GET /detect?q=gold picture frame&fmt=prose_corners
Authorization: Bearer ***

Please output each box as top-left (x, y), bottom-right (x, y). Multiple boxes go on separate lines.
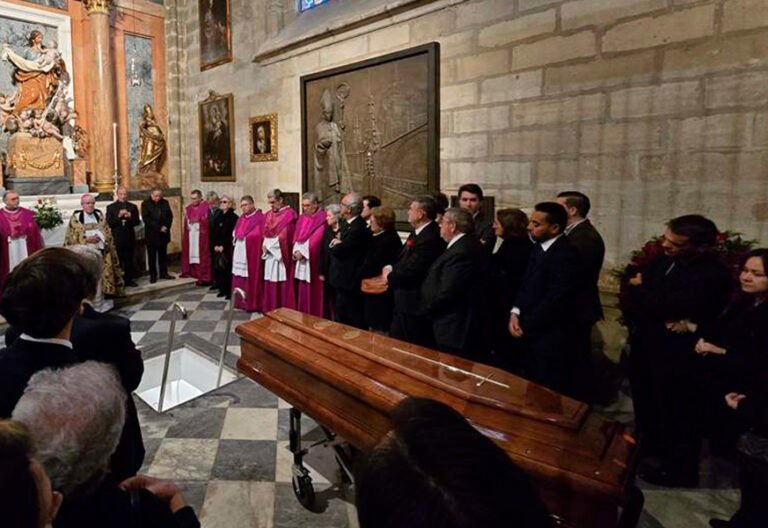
top-left (199, 0), bottom-right (233, 71)
top-left (199, 91), bottom-right (236, 182)
top-left (249, 114), bottom-right (278, 162)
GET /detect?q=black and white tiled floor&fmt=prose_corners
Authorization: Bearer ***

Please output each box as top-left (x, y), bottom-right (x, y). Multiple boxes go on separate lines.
top-left (115, 289), bottom-right (357, 527)
top-left (115, 286), bottom-right (741, 528)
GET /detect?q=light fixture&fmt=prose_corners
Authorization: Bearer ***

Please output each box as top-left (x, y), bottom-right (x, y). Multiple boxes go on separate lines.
top-left (129, 0), bottom-right (142, 87)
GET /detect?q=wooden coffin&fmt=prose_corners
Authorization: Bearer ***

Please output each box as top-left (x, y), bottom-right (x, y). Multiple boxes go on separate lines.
top-left (237, 309), bottom-right (640, 528)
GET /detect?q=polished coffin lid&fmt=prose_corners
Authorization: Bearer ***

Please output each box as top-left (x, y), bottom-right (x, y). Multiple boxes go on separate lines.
top-left (237, 309), bottom-right (637, 503)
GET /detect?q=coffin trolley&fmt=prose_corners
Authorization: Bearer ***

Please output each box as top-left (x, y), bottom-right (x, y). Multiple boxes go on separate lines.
top-left (236, 309), bottom-right (644, 528)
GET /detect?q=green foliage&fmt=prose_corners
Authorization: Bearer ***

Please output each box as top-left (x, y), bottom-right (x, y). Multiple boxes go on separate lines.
top-left (33, 198), bottom-right (64, 231)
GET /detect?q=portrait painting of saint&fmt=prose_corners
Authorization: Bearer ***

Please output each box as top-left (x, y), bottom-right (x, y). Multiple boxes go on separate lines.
top-left (199, 0), bottom-right (232, 71)
top-left (249, 114), bottom-right (277, 162)
top-left (300, 43), bottom-right (439, 227)
top-left (199, 92), bottom-right (235, 182)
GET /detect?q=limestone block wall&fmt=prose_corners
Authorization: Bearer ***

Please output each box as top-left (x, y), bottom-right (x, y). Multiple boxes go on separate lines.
top-left (165, 0), bottom-right (768, 270)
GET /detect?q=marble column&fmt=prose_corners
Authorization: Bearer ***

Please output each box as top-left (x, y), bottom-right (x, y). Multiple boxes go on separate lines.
top-left (84, 0), bottom-right (117, 193)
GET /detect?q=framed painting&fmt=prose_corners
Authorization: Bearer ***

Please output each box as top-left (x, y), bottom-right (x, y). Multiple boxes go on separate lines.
top-left (301, 42), bottom-right (440, 229)
top-left (199, 0), bottom-right (232, 71)
top-left (249, 114), bottom-right (277, 162)
top-left (199, 91), bottom-right (236, 182)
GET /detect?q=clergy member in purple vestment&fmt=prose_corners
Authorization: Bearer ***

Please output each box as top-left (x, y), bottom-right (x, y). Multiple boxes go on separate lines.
top-left (262, 189), bottom-right (298, 312)
top-left (0, 190), bottom-right (44, 291)
top-left (181, 189), bottom-right (213, 285)
top-left (293, 192), bottom-right (326, 317)
top-left (231, 195), bottom-right (265, 312)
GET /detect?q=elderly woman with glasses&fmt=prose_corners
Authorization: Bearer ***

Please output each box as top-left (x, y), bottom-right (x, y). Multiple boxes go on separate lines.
top-left (211, 195), bottom-right (239, 299)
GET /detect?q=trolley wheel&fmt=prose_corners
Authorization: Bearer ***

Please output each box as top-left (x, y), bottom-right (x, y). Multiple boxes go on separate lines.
top-left (292, 472), bottom-right (315, 510)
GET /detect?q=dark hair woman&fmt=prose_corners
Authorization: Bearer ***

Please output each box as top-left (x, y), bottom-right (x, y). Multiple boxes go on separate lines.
top-left (486, 208), bottom-right (532, 371)
top-left (704, 249), bottom-right (768, 528)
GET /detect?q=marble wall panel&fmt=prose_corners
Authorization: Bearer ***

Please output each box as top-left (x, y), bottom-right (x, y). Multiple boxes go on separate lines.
top-left (124, 33), bottom-right (155, 179)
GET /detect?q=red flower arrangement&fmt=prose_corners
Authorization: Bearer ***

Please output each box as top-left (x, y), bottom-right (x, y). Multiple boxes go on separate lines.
top-left (612, 231), bottom-right (757, 326)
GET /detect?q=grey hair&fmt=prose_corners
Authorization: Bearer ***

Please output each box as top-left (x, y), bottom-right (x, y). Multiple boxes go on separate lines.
top-left (344, 192), bottom-right (363, 216)
top-left (267, 188), bottom-right (284, 200)
top-left (206, 190), bottom-right (219, 200)
top-left (66, 244), bottom-right (103, 296)
top-left (325, 203), bottom-right (341, 222)
top-left (443, 207), bottom-right (475, 235)
top-left (220, 194), bottom-right (231, 203)
top-left (302, 192), bottom-right (319, 204)
top-left (3, 190), bottom-right (19, 201)
top-left (12, 362), bottom-right (126, 498)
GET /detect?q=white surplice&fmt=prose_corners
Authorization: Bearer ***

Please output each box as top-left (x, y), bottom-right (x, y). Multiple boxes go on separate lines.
top-left (232, 238), bottom-right (248, 278)
top-left (262, 236), bottom-right (286, 282)
top-left (292, 240), bottom-right (311, 283)
top-left (8, 235), bottom-right (27, 272)
top-left (188, 222), bottom-right (200, 264)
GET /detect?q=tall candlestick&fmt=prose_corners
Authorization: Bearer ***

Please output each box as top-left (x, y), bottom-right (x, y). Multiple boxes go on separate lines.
top-left (113, 122), bottom-right (118, 174)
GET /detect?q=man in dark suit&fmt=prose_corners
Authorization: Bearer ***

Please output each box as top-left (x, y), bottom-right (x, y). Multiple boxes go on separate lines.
top-left (329, 193), bottom-right (371, 329)
top-left (141, 188), bottom-right (174, 283)
top-left (384, 195), bottom-right (446, 347)
top-left (3, 245), bottom-right (146, 482)
top-left (509, 202), bottom-right (581, 395)
top-left (556, 191), bottom-right (605, 402)
top-left (421, 208), bottom-right (483, 358)
top-left (627, 215), bottom-right (732, 487)
top-left (458, 183), bottom-right (495, 255)
top-left (107, 186), bottom-right (141, 287)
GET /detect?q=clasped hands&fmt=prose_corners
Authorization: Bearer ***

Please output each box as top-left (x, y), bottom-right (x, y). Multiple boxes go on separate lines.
top-left (292, 250), bottom-right (307, 262)
top-left (725, 392), bottom-right (746, 410)
top-left (85, 235), bottom-right (101, 244)
top-left (119, 209), bottom-right (132, 219)
top-left (508, 313), bottom-right (523, 338)
top-left (214, 245), bottom-right (223, 253)
top-left (119, 474), bottom-right (187, 513)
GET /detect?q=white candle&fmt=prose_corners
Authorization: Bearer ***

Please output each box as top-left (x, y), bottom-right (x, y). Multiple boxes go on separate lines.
top-left (112, 122), bottom-right (118, 174)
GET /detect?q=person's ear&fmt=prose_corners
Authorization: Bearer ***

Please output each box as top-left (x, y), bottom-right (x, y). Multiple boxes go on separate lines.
top-left (78, 302), bottom-right (85, 316)
top-left (46, 491), bottom-right (63, 527)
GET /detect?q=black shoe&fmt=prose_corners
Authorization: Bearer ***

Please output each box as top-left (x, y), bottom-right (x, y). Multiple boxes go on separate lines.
top-left (159, 274), bottom-right (175, 280)
top-left (125, 281), bottom-right (139, 288)
top-left (208, 285), bottom-right (218, 291)
top-left (217, 292), bottom-right (226, 298)
top-left (150, 277), bottom-right (157, 284)
top-left (224, 295), bottom-right (231, 300)
top-left (709, 519), bottom-right (731, 528)
top-left (640, 467), bottom-right (698, 488)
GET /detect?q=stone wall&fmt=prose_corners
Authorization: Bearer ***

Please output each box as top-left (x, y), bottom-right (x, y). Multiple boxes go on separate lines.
top-left (165, 0), bottom-right (768, 271)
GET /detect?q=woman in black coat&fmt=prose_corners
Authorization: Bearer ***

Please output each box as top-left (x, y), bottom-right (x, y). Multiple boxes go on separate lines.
top-left (320, 204), bottom-right (342, 320)
top-left (358, 207), bottom-right (402, 333)
top-left (704, 249), bottom-right (768, 528)
top-left (211, 196), bottom-right (238, 299)
top-left (487, 208), bottom-right (532, 371)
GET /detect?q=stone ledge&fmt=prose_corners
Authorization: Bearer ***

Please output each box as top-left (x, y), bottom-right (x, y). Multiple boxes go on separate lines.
top-left (253, 0), bottom-right (468, 65)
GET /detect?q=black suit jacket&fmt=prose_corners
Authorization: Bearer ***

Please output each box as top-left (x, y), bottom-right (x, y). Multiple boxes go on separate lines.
top-left (388, 221), bottom-right (446, 316)
top-left (566, 220), bottom-right (605, 324)
top-left (141, 198), bottom-right (173, 247)
top-left (328, 216), bottom-right (371, 291)
top-left (0, 338), bottom-right (78, 417)
top-left (421, 234), bottom-right (483, 354)
top-left (629, 252), bottom-right (733, 361)
top-left (473, 210), bottom-right (496, 253)
top-left (514, 236), bottom-right (581, 338)
top-left (106, 201), bottom-right (140, 249)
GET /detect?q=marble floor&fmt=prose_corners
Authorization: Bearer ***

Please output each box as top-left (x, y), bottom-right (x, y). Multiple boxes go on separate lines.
top-left (113, 285), bottom-right (741, 528)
